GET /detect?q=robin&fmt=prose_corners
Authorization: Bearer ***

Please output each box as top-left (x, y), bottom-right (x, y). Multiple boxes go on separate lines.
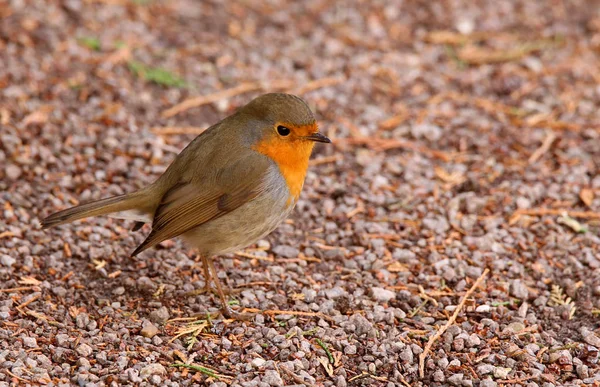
top-left (41, 93), bottom-right (331, 318)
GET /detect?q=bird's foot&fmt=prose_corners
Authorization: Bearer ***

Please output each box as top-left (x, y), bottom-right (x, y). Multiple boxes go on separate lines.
top-left (220, 305), bottom-right (255, 321)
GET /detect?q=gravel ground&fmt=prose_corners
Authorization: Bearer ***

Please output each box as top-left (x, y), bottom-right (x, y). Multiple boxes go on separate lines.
top-left (2, 1), bottom-right (600, 386)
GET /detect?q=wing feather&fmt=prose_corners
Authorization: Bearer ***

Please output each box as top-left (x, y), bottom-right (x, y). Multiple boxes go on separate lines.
top-left (131, 154), bottom-right (271, 256)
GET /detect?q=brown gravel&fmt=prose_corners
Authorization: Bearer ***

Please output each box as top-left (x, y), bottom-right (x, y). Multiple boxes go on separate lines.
top-left (2, 1), bottom-right (600, 386)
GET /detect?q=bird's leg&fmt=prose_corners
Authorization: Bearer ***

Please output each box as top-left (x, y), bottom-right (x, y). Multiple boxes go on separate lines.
top-left (207, 256), bottom-right (253, 321)
top-left (201, 255), bottom-right (211, 293)
top-left (184, 254), bottom-right (213, 296)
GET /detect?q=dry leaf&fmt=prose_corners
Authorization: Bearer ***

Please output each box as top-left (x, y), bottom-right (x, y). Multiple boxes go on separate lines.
top-left (68, 306), bottom-right (81, 318)
top-left (434, 166), bottom-right (466, 185)
top-left (333, 351), bottom-right (343, 367)
top-left (290, 292), bottom-right (306, 301)
top-left (557, 212), bottom-right (588, 233)
top-left (92, 259), bottom-right (107, 270)
top-left (318, 357), bottom-right (334, 377)
top-left (580, 188), bottom-right (594, 207)
top-left (22, 106), bottom-right (53, 126)
top-left (105, 46), bottom-right (131, 65)
top-left (387, 261), bottom-right (409, 273)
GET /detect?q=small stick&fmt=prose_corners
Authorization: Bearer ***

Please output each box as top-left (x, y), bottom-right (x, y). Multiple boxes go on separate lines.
top-left (162, 83), bottom-right (261, 118)
top-left (17, 294), bottom-right (41, 311)
top-left (151, 127), bottom-right (207, 135)
top-left (278, 363), bottom-right (315, 387)
top-left (234, 251), bottom-right (274, 262)
top-left (379, 108), bottom-right (409, 130)
top-left (162, 76), bottom-right (343, 119)
top-left (5, 370), bottom-right (33, 384)
top-left (294, 76), bottom-right (345, 94)
top-left (528, 131), bottom-right (557, 164)
top-left (510, 208), bottom-right (600, 225)
top-left (339, 137), bottom-right (454, 162)
top-left (418, 268), bottom-right (489, 378)
top-left (0, 286), bottom-right (36, 293)
top-left (309, 154), bottom-right (342, 166)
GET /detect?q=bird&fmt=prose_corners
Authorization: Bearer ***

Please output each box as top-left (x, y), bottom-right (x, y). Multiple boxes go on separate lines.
top-left (41, 93), bottom-right (331, 318)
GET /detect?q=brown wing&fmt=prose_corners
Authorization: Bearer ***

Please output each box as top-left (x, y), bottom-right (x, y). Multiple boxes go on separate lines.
top-left (131, 154), bottom-right (271, 256)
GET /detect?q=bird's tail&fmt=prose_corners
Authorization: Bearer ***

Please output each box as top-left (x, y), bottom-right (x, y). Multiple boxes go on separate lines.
top-left (41, 189), bottom-right (153, 229)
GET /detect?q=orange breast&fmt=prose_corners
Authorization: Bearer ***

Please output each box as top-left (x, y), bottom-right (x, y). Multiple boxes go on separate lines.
top-left (253, 138), bottom-right (314, 201)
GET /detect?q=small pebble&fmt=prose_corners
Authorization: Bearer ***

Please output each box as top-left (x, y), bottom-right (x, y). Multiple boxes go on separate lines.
top-left (493, 367), bottom-right (511, 379)
top-left (75, 344), bottom-right (93, 357)
top-left (447, 373), bottom-right (463, 386)
top-left (140, 320), bottom-right (159, 338)
top-left (370, 287), bottom-right (395, 302)
top-left (581, 327), bottom-right (600, 347)
top-left (510, 280), bottom-right (529, 299)
top-left (0, 255), bottom-right (16, 267)
top-left (476, 304), bottom-right (491, 313)
top-left (140, 363), bottom-right (166, 379)
top-left (433, 369), bottom-right (445, 382)
top-left (262, 369), bottom-right (284, 387)
top-left (22, 337), bottom-right (37, 348)
top-left (149, 307), bottom-right (170, 324)
top-left (272, 245), bottom-right (299, 258)
top-left (5, 164), bottom-right (22, 180)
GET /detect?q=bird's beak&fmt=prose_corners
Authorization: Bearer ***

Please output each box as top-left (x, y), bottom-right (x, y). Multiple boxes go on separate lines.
top-left (304, 132), bottom-right (332, 143)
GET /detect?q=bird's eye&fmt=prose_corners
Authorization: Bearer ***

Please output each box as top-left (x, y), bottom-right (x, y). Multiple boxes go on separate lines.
top-left (277, 125), bottom-right (291, 136)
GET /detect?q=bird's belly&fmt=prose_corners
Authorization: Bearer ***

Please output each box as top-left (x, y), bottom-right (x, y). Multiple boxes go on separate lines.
top-left (182, 173), bottom-right (295, 256)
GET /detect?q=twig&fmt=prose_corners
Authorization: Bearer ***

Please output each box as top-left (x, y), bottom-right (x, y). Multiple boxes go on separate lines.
top-left (528, 131), bottom-right (557, 164)
top-left (162, 76), bottom-right (342, 119)
top-left (418, 268), bottom-right (489, 378)
top-left (151, 126), bottom-right (207, 135)
top-left (234, 251), bottom-right (274, 262)
top-left (339, 137), bottom-right (454, 162)
top-left (457, 41), bottom-right (552, 65)
top-left (162, 83), bottom-right (262, 118)
top-left (510, 208), bottom-right (600, 225)
top-left (379, 108), bottom-right (409, 130)
top-left (346, 204), bottom-right (365, 218)
top-left (0, 286), bottom-right (37, 293)
top-left (419, 285), bottom-right (439, 307)
top-left (348, 372), bottom-right (388, 382)
top-left (4, 370), bottom-right (34, 384)
top-left (17, 294), bottom-right (41, 311)
top-left (278, 363), bottom-right (315, 387)
top-left (294, 76), bottom-right (345, 94)
top-left (309, 154), bottom-right (342, 166)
